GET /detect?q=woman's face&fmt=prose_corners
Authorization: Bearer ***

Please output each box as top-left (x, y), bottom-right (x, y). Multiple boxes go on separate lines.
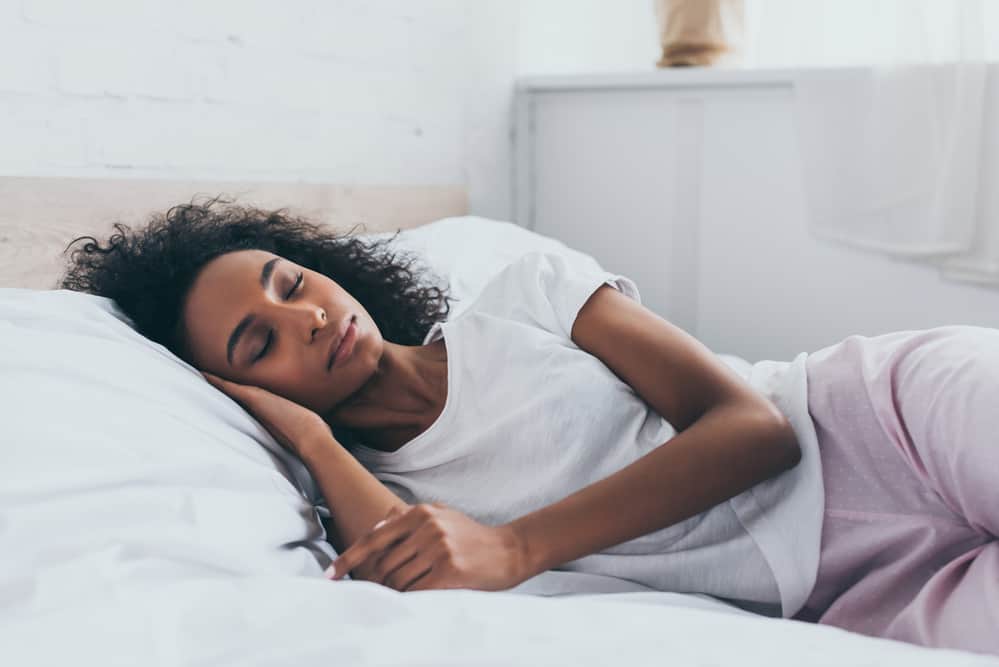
top-left (181, 249), bottom-right (382, 414)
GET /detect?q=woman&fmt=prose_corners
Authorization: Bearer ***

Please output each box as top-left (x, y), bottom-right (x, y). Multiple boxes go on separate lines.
top-left (60, 199), bottom-right (998, 656)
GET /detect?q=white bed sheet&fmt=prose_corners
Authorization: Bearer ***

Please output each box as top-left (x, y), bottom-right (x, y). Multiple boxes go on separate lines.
top-left (3, 578), bottom-right (995, 666)
top-left (2, 216), bottom-right (995, 665)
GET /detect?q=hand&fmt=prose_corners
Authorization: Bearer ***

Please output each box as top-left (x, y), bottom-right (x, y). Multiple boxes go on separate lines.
top-left (201, 372), bottom-right (331, 457)
top-left (327, 503), bottom-right (528, 592)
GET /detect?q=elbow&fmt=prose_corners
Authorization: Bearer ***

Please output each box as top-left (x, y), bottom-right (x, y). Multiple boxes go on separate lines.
top-left (770, 413), bottom-right (801, 471)
top-left (745, 401), bottom-right (800, 472)
top-left (723, 399), bottom-right (803, 475)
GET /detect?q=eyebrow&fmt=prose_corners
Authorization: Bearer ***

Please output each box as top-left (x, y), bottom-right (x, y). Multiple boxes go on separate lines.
top-left (226, 257), bottom-right (281, 366)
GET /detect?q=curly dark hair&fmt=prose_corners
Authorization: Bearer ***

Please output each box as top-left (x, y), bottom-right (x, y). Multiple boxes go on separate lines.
top-left (58, 195), bottom-right (454, 364)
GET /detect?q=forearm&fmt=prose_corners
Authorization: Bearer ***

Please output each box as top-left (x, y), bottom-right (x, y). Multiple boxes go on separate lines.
top-left (300, 431), bottom-right (409, 551)
top-left (507, 402), bottom-right (800, 581)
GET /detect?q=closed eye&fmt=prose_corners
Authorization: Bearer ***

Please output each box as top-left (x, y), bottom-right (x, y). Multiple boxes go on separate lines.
top-left (254, 272), bottom-right (303, 363)
top-left (254, 330), bottom-right (273, 362)
top-left (286, 272), bottom-right (303, 299)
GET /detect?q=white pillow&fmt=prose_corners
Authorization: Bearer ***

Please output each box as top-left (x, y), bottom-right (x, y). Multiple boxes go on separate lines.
top-left (377, 215), bottom-right (607, 319)
top-left (0, 287), bottom-right (335, 607)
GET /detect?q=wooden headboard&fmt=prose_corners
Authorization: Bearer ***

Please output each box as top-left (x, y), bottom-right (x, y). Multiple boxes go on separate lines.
top-left (0, 176), bottom-right (467, 289)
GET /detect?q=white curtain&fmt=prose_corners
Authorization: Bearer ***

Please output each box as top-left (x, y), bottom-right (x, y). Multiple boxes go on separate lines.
top-left (742, 0), bottom-right (999, 286)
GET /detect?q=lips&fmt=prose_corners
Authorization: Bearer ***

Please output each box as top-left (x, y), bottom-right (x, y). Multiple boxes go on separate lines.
top-left (327, 314), bottom-right (355, 370)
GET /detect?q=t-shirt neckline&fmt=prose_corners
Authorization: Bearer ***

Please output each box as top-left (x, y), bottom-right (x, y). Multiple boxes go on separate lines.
top-left (352, 320), bottom-right (454, 462)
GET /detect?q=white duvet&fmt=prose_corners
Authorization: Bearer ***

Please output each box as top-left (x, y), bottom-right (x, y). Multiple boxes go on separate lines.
top-left (1, 217), bottom-right (995, 665)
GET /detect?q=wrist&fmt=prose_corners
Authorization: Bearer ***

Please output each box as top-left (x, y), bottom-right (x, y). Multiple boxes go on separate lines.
top-left (504, 520), bottom-right (544, 585)
top-left (298, 427), bottom-right (344, 462)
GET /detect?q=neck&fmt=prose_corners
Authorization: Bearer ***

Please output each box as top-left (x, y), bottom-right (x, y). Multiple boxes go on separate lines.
top-left (323, 339), bottom-right (447, 451)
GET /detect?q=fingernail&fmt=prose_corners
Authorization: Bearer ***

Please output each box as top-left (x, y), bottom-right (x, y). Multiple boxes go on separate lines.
top-left (324, 563), bottom-right (337, 579)
top-left (373, 520), bottom-right (387, 530)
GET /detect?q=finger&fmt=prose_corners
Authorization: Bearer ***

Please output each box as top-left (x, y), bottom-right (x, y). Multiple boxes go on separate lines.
top-left (356, 535), bottom-right (407, 580)
top-left (387, 536), bottom-right (449, 591)
top-left (202, 372), bottom-right (236, 392)
top-left (372, 549), bottom-right (418, 587)
top-left (348, 523), bottom-right (418, 582)
top-left (403, 573), bottom-right (436, 592)
top-left (329, 509), bottom-right (423, 579)
top-left (372, 522), bottom-right (441, 585)
top-left (403, 557), bottom-right (446, 591)
top-left (329, 536), bottom-right (399, 581)
top-left (387, 550), bottom-right (439, 592)
top-left (384, 505), bottom-right (405, 521)
top-left (350, 548), bottom-right (395, 582)
top-left (203, 374), bottom-right (258, 404)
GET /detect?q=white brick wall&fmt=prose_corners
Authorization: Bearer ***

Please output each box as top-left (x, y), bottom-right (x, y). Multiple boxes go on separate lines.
top-left (0, 0), bottom-right (516, 218)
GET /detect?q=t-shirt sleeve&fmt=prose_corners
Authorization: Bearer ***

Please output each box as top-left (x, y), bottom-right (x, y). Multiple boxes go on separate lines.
top-left (471, 251), bottom-right (642, 340)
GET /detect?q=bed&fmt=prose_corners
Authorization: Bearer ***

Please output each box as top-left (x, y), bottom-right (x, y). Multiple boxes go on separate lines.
top-left (1, 176), bottom-right (995, 666)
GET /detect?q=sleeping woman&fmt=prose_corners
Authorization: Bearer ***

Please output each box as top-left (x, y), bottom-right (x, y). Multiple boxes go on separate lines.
top-left (60, 199), bottom-right (998, 656)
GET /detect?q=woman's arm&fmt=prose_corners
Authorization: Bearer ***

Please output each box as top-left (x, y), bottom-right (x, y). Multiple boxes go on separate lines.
top-left (200, 372), bottom-right (408, 557)
top-left (328, 286), bottom-right (800, 591)
top-left (508, 400), bottom-right (798, 580)
top-left (299, 432), bottom-right (409, 553)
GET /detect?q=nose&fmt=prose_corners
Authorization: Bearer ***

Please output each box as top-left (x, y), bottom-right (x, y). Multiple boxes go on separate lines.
top-left (309, 306), bottom-right (327, 342)
top-left (291, 302), bottom-right (327, 343)
top-left (266, 300), bottom-right (328, 345)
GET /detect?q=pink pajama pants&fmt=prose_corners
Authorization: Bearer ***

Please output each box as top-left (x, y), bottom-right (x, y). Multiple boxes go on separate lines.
top-left (792, 326), bottom-right (999, 656)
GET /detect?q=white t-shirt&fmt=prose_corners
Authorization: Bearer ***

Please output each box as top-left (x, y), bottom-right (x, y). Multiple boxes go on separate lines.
top-left (350, 252), bottom-right (824, 618)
